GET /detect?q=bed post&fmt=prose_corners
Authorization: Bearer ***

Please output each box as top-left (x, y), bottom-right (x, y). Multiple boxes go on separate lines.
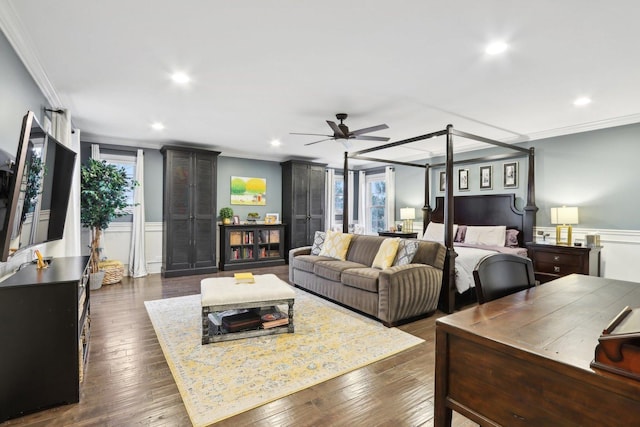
top-left (343, 151), bottom-right (349, 233)
top-left (523, 147), bottom-right (537, 243)
top-left (440, 125), bottom-right (457, 314)
top-left (423, 163), bottom-right (431, 233)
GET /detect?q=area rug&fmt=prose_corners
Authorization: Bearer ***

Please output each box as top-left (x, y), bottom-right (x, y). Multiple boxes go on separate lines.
top-left (144, 289), bottom-right (423, 427)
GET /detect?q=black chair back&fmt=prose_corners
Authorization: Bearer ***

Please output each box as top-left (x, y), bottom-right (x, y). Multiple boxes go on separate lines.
top-left (472, 253), bottom-right (536, 304)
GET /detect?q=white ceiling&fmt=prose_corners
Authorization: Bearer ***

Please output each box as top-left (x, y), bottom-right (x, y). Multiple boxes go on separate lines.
top-left (2, 1), bottom-right (639, 167)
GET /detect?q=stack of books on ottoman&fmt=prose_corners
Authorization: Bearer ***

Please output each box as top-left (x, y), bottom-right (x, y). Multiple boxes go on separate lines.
top-left (208, 307), bottom-right (288, 335)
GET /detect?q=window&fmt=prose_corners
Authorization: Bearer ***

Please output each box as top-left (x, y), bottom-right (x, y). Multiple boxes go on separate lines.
top-left (99, 152), bottom-right (136, 218)
top-left (365, 172), bottom-right (386, 233)
top-left (333, 174), bottom-right (344, 224)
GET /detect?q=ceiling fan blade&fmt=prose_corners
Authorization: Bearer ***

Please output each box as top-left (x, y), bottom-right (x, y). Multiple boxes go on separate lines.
top-left (350, 124), bottom-right (389, 136)
top-left (326, 120), bottom-right (346, 138)
top-left (352, 135), bottom-right (391, 142)
top-left (290, 132), bottom-right (333, 137)
top-left (304, 137), bottom-right (335, 146)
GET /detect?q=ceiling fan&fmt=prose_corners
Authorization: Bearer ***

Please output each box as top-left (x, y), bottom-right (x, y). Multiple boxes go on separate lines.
top-left (291, 113), bottom-right (389, 146)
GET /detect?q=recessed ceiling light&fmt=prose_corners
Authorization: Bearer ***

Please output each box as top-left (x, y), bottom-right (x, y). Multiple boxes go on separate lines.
top-left (171, 72), bottom-right (190, 84)
top-left (151, 122), bottom-right (165, 131)
top-left (573, 97), bottom-right (592, 107)
top-left (485, 41), bottom-right (508, 55)
top-left (270, 139), bottom-right (281, 147)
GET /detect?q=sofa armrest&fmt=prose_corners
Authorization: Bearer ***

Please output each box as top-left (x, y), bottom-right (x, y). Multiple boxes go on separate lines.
top-left (289, 246), bottom-right (312, 282)
top-left (377, 264), bottom-right (443, 325)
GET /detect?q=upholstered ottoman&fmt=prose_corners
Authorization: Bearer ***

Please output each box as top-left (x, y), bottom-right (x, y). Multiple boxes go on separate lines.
top-left (201, 273), bottom-right (295, 344)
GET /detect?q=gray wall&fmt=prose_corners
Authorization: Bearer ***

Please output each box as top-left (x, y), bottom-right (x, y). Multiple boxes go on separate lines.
top-left (0, 30), bottom-right (48, 155)
top-left (393, 122), bottom-right (640, 230)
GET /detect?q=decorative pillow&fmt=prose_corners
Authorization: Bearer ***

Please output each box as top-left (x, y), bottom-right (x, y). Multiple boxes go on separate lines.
top-left (464, 225), bottom-right (507, 247)
top-left (455, 225), bottom-right (467, 242)
top-left (372, 238), bottom-right (400, 269)
top-left (393, 239), bottom-right (420, 266)
top-left (318, 230), bottom-right (353, 260)
top-left (422, 222), bottom-right (459, 242)
top-left (505, 229), bottom-right (520, 247)
top-left (310, 231), bottom-right (326, 255)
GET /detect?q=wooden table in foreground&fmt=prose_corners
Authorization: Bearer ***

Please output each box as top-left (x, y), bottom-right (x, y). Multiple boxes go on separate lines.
top-left (435, 274), bottom-right (640, 426)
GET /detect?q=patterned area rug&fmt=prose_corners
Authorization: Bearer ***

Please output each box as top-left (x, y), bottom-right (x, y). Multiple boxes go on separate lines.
top-left (144, 288), bottom-right (423, 427)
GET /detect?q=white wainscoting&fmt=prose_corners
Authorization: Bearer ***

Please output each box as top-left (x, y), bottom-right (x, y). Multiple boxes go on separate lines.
top-left (81, 222), bottom-right (164, 275)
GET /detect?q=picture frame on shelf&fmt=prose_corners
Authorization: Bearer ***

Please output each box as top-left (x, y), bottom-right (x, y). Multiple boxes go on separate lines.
top-left (480, 165), bottom-right (493, 190)
top-left (458, 168), bottom-right (469, 191)
top-left (503, 161), bottom-right (518, 188)
top-left (265, 213), bottom-right (279, 224)
top-left (232, 215), bottom-right (240, 225)
top-left (439, 171), bottom-right (446, 192)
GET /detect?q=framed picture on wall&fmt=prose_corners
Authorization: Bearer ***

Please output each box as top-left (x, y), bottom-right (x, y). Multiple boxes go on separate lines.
top-left (439, 171), bottom-right (446, 192)
top-left (458, 169), bottom-right (469, 191)
top-left (480, 166), bottom-right (493, 190)
top-left (503, 162), bottom-right (518, 188)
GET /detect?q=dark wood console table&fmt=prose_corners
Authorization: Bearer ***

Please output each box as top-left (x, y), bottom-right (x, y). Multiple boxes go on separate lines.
top-left (0, 256), bottom-right (90, 422)
top-left (435, 274), bottom-right (640, 426)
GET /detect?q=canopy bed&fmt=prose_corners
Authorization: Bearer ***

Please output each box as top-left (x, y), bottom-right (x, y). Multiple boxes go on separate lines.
top-left (342, 125), bottom-right (537, 313)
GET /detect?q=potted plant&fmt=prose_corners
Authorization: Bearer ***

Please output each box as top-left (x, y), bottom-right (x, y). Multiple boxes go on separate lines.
top-left (81, 159), bottom-right (136, 289)
top-left (247, 212), bottom-right (260, 223)
top-left (219, 207), bottom-right (234, 224)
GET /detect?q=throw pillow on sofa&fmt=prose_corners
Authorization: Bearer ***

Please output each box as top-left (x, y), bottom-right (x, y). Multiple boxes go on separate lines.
top-left (319, 230), bottom-right (353, 261)
top-left (372, 238), bottom-right (400, 269)
top-left (310, 231), bottom-right (326, 255)
top-left (393, 239), bottom-right (420, 266)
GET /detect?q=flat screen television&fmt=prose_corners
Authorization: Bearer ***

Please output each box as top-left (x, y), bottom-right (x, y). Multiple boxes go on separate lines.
top-left (0, 111), bottom-right (77, 262)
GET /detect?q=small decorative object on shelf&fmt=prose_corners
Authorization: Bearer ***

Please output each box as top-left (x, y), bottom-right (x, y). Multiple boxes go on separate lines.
top-left (219, 207), bottom-right (234, 225)
top-left (247, 212), bottom-right (260, 223)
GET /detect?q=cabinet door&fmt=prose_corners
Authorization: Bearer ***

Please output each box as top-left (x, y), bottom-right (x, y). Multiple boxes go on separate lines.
top-left (193, 153), bottom-right (216, 268)
top-left (307, 165), bottom-right (325, 243)
top-left (165, 150), bottom-right (192, 271)
top-left (291, 164), bottom-right (311, 248)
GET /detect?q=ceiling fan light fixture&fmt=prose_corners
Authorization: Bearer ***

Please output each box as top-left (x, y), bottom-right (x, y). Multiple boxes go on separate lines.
top-left (171, 72), bottom-right (190, 84)
top-left (151, 122), bottom-right (165, 131)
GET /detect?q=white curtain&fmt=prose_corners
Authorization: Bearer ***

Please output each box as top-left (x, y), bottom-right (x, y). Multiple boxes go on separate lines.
top-left (358, 171), bottom-right (367, 233)
top-left (325, 169), bottom-right (335, 230)
top-left (385, 166), bottom-right (395, 230)
top-left (52, 109), bottom-right (81, 256)
top-left (129, 149), bottom-right (147, 277)
top-left (91, 143), bottom-right (100, 160)
top-left (348, 170), bottom-right (355, 225)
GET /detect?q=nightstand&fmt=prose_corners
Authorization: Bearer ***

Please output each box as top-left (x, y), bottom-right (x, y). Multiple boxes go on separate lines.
top-left (378, 231), bottom-right (418, 239)
top-left (525, 242), bottom-right (602, 284)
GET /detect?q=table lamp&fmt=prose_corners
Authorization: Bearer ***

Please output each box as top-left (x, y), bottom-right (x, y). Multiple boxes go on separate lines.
top-left (550, 206), bottom-right (579, 245)
top-left (400, 207), bottom-right (415, 234)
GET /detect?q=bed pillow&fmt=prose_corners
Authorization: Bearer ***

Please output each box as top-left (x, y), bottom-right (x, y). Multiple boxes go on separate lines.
top-left (505, 229), bottom-right (520, 247)
top-left (393, 239), bottom-right (420, 266)
top-left (455, 225), bottom-right (467, 242)
top-left (464, 225), bottom-right (507, 247)
top-left (310, 231), bottom-right (326, 255)
top-left (372, 238), bottom-right (400, 269)
top-left (318, 230), bottom-right (353, 260)
top-left (422, 222), bottom-right (459, 242)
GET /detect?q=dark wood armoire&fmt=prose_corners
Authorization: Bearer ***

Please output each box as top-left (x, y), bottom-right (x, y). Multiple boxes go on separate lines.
top-left (161, 146), bottom-right (220, 277)
top-left (281, 160), bottom-right (326, 255)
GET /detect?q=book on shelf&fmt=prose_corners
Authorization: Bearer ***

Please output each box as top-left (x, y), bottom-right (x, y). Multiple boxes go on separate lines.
top-left (262, 317), bottom-right (289, 329)
top-left (234, 272), bottom-right (255, 283)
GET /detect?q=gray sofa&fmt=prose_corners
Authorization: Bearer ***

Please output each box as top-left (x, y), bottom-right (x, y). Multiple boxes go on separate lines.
top-left (289, 234), bottom-right (446, 326)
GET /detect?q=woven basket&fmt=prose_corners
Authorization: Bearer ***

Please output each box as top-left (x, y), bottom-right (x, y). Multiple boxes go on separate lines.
top-left (98, 260), bottom-right (124, 285)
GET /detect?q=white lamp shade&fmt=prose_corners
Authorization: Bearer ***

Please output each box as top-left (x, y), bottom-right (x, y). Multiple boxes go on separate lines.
top-left (550, 206), bottom-right (579, 225)
top-left (400, 207), bottom-right (415, 220)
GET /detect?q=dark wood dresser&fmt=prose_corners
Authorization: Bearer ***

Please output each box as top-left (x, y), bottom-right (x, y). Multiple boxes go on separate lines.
top-left (526, 242), bottom-right (601, 283)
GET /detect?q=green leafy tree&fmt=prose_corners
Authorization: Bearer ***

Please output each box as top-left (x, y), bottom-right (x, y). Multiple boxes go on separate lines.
top-left (81, 159), bottom-right (137, 273)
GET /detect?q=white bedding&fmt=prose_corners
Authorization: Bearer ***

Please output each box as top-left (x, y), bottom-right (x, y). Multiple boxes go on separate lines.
top-left (452, 244), bottom-right (528, 294)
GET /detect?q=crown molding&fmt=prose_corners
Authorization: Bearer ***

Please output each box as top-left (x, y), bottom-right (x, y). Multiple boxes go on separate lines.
top-left (0, 1), bottom-right (62, 107)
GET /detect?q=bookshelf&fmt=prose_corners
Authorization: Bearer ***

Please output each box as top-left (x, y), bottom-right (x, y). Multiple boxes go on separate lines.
top-left (219, 224), bottom-right (286, 271)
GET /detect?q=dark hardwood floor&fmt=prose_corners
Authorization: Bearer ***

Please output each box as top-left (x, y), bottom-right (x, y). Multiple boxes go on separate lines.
top-left (2, 265), bottom-right (475, 427)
